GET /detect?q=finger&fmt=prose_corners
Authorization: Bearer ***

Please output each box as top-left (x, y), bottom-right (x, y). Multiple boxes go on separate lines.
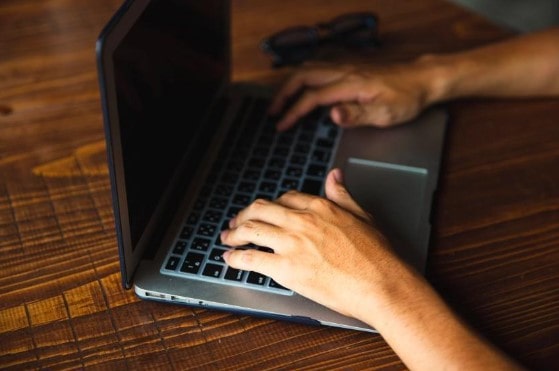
top-left (332, 101), bottom-right (411, 128)
top-left (268, 68), bottom-right (349, 115)
top-left (275, 190), bottom-right (319, 210)
top-left (324, 168), bottom-right (373, 222)
top-left (223, 248), bottom-right (284, 278)
top-left (220, 219), bottom-right (285, 251)
top-left (275, 79), bottom-right (364, 131)
top-left (229, 198), bottom-right (290, 230)
top-left (330, 103), bottom-right (369, 127)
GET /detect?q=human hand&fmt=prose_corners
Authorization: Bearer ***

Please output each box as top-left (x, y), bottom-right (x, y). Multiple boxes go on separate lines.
top-left (221, 170), bottom-right (522, 370)
top-left (268, 62), bottom-right (438, 131)
top-left (221, 168), bottom-right (404, 321)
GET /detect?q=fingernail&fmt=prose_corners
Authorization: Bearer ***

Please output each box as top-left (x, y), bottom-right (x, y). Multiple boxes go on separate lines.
top-left (222, 250), bottom-right (231, 261)
top-left (332, 168), bottom-right (343, 184)
top-left (331, 106), bottom-right (347, 125)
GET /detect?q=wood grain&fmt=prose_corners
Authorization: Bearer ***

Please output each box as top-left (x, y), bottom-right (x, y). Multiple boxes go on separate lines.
top-left (1, 0), bottom-right (558, 369)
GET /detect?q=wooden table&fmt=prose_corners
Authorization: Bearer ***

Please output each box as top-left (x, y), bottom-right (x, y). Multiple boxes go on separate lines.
top-left (1, 0), bottom-right (558, 369)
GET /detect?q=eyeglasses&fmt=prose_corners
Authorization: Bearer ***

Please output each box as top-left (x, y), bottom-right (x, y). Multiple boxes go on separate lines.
top-left (260, 12), bottom-right (380, 67)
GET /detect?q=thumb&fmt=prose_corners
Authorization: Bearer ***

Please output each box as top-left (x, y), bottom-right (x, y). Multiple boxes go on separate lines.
top-left (222, 248), bottom-right (282, 277)
top-left (324, 168), bottom-right (373, 223)
top-left (330, 103), bottom-right (365, 127)
top-left (331, 102), bottom-right (404, 128)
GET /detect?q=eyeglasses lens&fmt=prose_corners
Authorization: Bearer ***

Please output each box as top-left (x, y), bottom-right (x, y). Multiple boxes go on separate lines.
top-left (261, 26), bottom-right (319, 65)
top-left (327, 13), bottom-right (378, 46)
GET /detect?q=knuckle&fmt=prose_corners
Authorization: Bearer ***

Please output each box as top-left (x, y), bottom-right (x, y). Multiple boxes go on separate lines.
top-left (229, 249), bottom-right (257, 269)
top-left (308, 196), bottom-right (333, 212)
top-left (278, 189), bottom-right (298, 201)
top-left (371, 105), bottom-right (395, 127)
top-left (247, 198), bottom-right (268, 212)
top-left (236, 220), bottom-right (258, 235)
top-left (296, 210), bottom-right (319, 228)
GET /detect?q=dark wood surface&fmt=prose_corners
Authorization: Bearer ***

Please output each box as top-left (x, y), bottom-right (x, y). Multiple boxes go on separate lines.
top-left (1, 0), bottom-right (558, 369)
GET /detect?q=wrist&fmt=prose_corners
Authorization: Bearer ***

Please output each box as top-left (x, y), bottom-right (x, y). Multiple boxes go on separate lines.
top-left (412, 53), bottom-right (460, 105)
top-left (349, 258), bottom-right (428, 328)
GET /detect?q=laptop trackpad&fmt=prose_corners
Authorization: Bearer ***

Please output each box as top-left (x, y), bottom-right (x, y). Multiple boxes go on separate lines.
top-left (343, 158), bottom-right (430, 271)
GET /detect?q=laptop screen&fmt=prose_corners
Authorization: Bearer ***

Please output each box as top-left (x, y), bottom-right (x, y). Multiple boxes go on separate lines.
top-left (112, 0), bottom-right (228, 250)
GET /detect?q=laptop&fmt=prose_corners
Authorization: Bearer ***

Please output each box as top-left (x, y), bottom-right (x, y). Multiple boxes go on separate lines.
top-left (96, 0), bottom-right (447, 332)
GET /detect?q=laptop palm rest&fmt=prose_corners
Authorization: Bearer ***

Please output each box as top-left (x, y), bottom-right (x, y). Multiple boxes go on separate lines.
top-left (344, 158), bottom-right (431, 273)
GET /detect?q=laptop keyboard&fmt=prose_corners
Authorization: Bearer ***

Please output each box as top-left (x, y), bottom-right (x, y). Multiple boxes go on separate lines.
top-left (161, 96), bottom-right (341, 295)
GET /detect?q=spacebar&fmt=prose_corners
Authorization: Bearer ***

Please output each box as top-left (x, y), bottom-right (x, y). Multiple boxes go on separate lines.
top-left (301, 179), bottom-right (322, 195)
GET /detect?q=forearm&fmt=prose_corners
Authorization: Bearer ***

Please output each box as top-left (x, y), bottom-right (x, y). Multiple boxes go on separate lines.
top-left (356, 264), bottom-right (522, 370)
top-left (417, 27), bottom-right (559, 105)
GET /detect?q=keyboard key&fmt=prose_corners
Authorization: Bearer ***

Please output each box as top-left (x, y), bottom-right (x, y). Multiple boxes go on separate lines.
top-left (301, 119), bottom-right (318, 132)
top-left (297, 132), bottom-right (313, 144)
top-left (203, 263), bottom-right (224, 278)
top-left (247, 272), bottom-right (267, 286)
top-left (328, 126), bottom-right (339, 139)
top-left (307, 164), bottom-right (326, 177)
top-left (243, 169), bottom-right (261, 180)
top-left (290, 154), bottom-right (306, 165)
top-left (278, 132), bottom-right (294, 145)
top-left (191, 237), bottom-right (211, 251)
top-left (204, 210), bottom-right (223, 223)
top-left (233, 193), bottom-right (251, 206)
top-left (286, 166), bottom-right (303, 177)
top-left (180, 226), bottom-right (194, 239)
top-left (192, 199), bottom-right (206, 211)
top-left (232, 148), bottom-right (249, 160)
top-left (268, 157), bottom-right (285, 168)
top-left (259, 133), bottom-right (274, 146)
top-left (198, 223), bottom-right (217, 237)
top-left (209, 248), bottom-right (227, 263)
top-left (186, 212), bottom-right (200, 225)
top-left (209, 197), bottom-right (228, 209)
top-left (294, 143), bottom-right (309, 153)
top-left (165, 256), bottom-right (180, 271)
top-left (264, 169), bottom-right (281, 180)
top-left (252, 146), bottom-right (268, 157)
top-left (214, 184), bottom-right (234, 196)
top-left (180, 252), bottom-right (204, 274)
top-left (259, 181), bottom-right (277, 193)
top-left (302, 179), bottom-right (322, 195)
top-left (226, 160), bottom-right (244, 172)
top-left (312, 149), bottom-right (330, 163)
top-left (316, 138), bottom-right (334, 148)
top-left (248, 157), bottom-right (265, 168)
top-left (281, 178), bottom-right (299, 190)
top-left (254, 193), bottom-right (272, 201)
top-left (227, 206), bottom-right (242, 218)
top-left (198, 185), bottom-right (213, 198)
top-left (224, 267), bottom-right (245, 281)
top-left (238, 181), bottom-right (256, 193)
top-left (269, 279), bottom-right (289, 291)
top-left (273, 146), bottom-right (290, 156)
top-left (173, 240), bottom-right (187, 255)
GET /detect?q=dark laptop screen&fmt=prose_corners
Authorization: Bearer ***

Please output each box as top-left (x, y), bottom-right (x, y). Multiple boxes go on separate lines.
top-left (113, 0), bottom-right (228, 250)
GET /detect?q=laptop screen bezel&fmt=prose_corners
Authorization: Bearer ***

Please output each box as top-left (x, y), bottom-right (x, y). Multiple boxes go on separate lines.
top-left (96, 0), bottom-right (232, 288)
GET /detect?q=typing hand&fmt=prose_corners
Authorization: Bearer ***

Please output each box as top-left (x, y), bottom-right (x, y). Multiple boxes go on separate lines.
top-left (268, 63), bottom-right (436, 132)
top-left (221, 168), bottom-right (401, 321)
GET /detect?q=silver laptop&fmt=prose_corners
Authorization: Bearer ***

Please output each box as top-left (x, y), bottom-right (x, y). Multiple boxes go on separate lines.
top-left (96, 0), bottom-right (447, 332)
